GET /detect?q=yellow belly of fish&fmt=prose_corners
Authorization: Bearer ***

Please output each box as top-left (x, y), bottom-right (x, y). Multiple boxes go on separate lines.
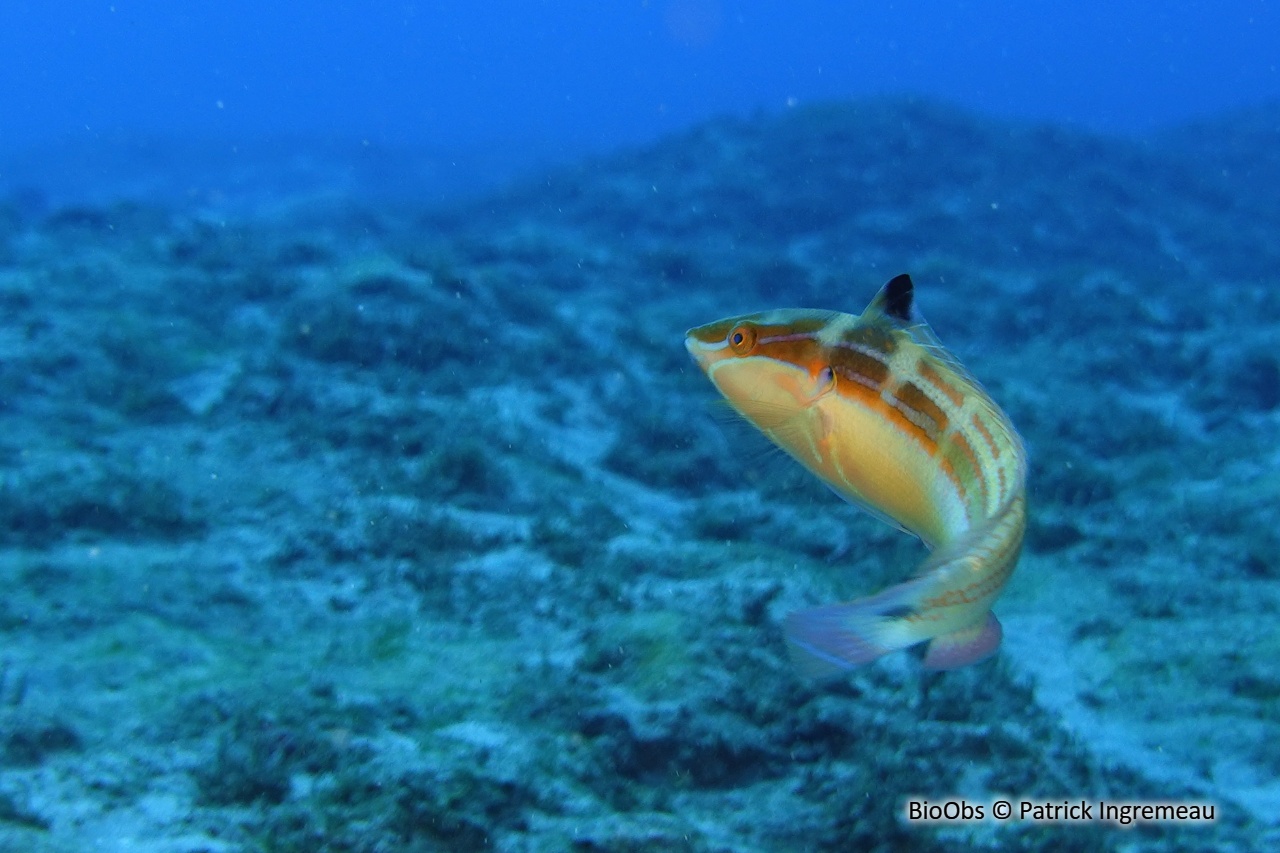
top-left (784, 393), bottom-right (966, 547)
top-left (707, 353), bottom-right (968, 546)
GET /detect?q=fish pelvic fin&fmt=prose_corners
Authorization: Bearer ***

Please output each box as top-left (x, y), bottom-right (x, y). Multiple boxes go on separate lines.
top-left (783, 579), bottom-right (931, 679)
top-left (922, 612), bottom-right (1002, 670)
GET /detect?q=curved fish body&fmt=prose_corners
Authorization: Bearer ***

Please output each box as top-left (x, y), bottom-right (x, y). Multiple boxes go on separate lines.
top-left (685, 274), bottom-right (1026, 674)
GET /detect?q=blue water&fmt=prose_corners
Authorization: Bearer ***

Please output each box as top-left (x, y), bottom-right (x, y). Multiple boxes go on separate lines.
top-left (2, 1), bottom-right (1277, 164)
top-left (0, 4), bottom-right (1277, 851)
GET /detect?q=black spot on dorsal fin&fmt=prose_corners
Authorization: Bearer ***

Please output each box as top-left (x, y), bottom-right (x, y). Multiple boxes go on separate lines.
top-left (883, 274), bottom-right (914, 323)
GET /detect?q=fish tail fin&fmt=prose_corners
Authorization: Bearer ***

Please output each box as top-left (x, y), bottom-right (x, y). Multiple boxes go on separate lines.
top-left (922, 612), bottom-right (1002, 670)
top-left (783, 581), bottom-right (927, 679)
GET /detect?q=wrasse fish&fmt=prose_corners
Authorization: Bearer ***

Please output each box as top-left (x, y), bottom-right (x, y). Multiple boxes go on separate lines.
top-left (685, 274), bottom-right (1026, 674)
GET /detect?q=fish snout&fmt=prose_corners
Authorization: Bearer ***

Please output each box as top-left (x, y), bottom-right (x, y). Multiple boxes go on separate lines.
top-left (684, 330), bottom-right (718, 372)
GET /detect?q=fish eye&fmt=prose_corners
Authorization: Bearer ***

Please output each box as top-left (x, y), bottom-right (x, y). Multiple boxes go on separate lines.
top-left (727, 324), bottom-right (757, 354)
top-left (817, 366), bottom-right (835, 388)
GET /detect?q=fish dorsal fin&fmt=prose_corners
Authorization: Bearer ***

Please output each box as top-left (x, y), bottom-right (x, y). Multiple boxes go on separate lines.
top-left (864, 273), bottom-right (988, 393)
top-left (866, 273), bottom-right (915, 325)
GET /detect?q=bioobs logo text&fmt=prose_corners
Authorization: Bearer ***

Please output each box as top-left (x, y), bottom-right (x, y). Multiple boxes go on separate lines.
top-left (905, 800), bottom-right (985, 822)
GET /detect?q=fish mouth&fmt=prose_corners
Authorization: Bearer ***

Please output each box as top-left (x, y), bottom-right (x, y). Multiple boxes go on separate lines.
top-left (684, 329), bottom-right (727, 371)
top-left (684, 331), bottom-right (711, 370)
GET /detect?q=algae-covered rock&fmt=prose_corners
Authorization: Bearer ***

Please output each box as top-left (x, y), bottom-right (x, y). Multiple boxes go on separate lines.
top-left (2, 99), bottom-right (1277, 851)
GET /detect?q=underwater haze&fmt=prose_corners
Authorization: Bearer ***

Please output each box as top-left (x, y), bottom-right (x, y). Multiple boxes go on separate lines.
top-left (2, 1), bottom-right (1279, 200)
top-left (0, 2), bottom-right (1278, 851)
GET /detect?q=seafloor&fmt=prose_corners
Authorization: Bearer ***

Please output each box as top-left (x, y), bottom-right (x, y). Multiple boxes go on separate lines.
top-left (0, 98), bottom-right (1276, 852)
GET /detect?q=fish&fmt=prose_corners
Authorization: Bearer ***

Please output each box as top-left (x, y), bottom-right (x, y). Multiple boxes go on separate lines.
top-left (684, 273), bottom-right (1027, 674)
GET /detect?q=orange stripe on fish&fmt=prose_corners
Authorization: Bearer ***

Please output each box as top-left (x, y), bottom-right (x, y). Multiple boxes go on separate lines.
top-left (685, 273), bottom-right (1027, 673)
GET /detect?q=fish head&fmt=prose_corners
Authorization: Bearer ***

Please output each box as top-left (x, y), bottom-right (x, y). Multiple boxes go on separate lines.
top-left (685, 309), bottom-right (839, 423)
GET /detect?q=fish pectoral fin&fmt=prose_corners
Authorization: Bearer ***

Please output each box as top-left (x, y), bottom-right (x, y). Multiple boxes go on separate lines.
top-left (921, 612), bottom-right (1002, 670)
top-left (732, 399), bottom-right (828, 459)
top-left (731, 397), bottom-right (807, 433)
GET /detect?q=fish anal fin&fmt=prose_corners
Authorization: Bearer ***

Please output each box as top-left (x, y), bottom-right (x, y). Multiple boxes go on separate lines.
top-left (922, 612), bottom-right (1002, 670)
